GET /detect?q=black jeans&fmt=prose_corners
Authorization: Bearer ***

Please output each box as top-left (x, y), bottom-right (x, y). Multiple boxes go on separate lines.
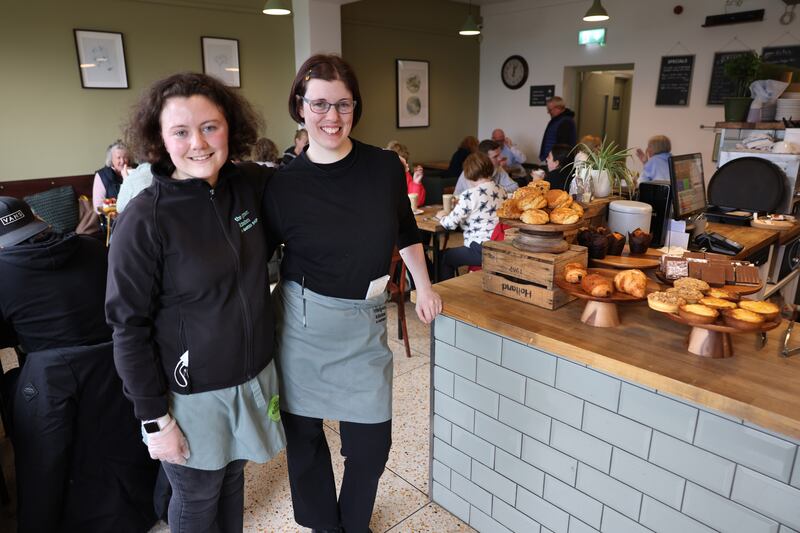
top-left (439, 241), bottom-right (483, 280)
top-left (282, 411), bottom-right (392, 533)
top-left (161, 459), bottom-right (247, 533)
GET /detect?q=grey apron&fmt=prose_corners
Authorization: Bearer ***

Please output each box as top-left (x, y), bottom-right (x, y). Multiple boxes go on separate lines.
top-left (274, 280), bottom-right (393, 424)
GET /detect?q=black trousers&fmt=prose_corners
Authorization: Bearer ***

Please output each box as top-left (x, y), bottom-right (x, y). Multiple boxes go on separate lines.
top-left (281, 411), bottom-right (392, 533)
top-left (439, 241), bottom-right (483, 280)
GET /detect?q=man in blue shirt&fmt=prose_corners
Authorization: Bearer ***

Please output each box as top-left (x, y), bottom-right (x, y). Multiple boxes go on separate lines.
top-left (454, 140), bottom-right (519, 195)
top-left (492, 128), bottom-right (527, 178)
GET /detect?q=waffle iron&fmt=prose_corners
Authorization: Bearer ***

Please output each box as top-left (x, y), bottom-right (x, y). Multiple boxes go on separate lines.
top-left (705, 157), bottom-right (787, 225)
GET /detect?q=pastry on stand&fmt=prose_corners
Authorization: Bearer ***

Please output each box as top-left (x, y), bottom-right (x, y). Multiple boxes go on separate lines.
top-left (555, 268), bottom-right (659, 328)
top-left (651, 296), bottom-right (782, 358)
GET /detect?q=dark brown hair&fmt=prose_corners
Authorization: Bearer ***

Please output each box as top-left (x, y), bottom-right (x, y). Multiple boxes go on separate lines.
top-left (288, 54), bottom-right (362, 127)
top-left (478, 139), bottom-right (501, 154)
top-left (458, 136), bottom-right (479, 153)
top-left (463, 152), bottom-right (494, 182)
top-left (126, 72), bottom-right (263, 169)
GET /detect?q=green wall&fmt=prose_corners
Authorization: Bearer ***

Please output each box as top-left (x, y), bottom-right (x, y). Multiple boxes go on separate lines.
top-left (0, 0), bottom-right (296, 181)
top-left (342, 0), bottom-right (480, 165)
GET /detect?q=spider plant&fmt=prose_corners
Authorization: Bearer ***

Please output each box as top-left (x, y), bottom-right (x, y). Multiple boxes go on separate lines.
top-left (568, 138), bottom-right (635, 198)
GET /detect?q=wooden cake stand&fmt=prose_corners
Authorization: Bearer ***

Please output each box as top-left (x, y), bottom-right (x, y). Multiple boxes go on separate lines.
top-left (590, 246), bottom-right (663, 270)
top-left (500, 218), bottom-right (584, 254)
top-left (665, 312), bottom-right (781, 358)
top-left (555, 268), bottom-right (661, 328)
top-left (652, 271), bottom-right (762, 296)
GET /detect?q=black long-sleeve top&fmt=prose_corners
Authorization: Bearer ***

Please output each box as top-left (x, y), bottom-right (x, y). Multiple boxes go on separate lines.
top-left (265, 139), bottom-right (422, 300)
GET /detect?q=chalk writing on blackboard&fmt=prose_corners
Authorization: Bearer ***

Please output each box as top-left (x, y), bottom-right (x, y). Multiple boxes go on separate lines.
top-left (708, 51), bottom-right (751, 106)
top-left (656, 55), bottom-right (694, 106)
top-left (762, 45), bottom-right (800, 69)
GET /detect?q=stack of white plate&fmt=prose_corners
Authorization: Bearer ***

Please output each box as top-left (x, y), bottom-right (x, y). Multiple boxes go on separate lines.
top-left (776, 98), bottom-right (800, 120)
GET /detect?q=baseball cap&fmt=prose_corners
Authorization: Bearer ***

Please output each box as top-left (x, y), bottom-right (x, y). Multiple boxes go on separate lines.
top-left (0, 196), bottom-right (50, 249)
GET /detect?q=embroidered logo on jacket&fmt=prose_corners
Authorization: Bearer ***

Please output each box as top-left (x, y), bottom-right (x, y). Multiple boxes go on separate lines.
top-left (234, 210), bottom-right (259, 233)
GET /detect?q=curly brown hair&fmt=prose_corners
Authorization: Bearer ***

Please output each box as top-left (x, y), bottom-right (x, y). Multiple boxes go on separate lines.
top-left (288, 54), bottom-right (362, 127)
top-left (125, 72), bottom-right (263, 169)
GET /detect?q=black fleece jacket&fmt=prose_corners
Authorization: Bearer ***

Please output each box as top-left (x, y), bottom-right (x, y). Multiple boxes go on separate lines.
top-left (105, 161), bottom-right (275, 420)
top-left (0, 232), bottom-right (111, 352)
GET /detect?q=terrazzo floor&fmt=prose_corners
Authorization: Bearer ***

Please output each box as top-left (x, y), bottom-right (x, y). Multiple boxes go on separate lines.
top-left (0, 300), bottom-right (474, 533)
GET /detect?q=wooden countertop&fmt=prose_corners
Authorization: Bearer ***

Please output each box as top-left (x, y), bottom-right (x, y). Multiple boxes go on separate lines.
top-left (435, 272), bottom-right (800, 439)
top-left (705, 221), bottom-right (779, 259)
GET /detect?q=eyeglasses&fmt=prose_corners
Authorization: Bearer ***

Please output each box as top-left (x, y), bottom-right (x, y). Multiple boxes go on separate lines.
top-left (299, 96), bottom-right (357, 114)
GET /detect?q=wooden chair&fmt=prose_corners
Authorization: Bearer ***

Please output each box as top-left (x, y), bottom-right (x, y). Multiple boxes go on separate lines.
top-left (442, 186), bottom-right (456, 250)
top-left (388, 247), bottom-right (412, 358)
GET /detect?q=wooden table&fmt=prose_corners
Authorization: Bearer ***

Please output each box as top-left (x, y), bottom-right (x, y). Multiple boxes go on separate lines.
top-left (418, 160), bottom-right (450, 172)
top-left (705, 221), bottom-right (779, 260)
top-left (414, 205), bottom-right (448, 282)
top-left (434, 272), bottom-right (800, 439)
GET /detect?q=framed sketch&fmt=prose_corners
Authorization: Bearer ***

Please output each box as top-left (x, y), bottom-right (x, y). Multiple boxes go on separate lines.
top-left (73, 30), bottom-right (128, 89)
top-left (396, 59), bottom-right (429, 128)
top-left (202, 37), bottom-right (240, 87)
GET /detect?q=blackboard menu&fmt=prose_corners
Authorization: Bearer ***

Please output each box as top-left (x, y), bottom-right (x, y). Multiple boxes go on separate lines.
top-left (707, 51), bottom-right (751, 105)
top-left (762, 45), bottom-right (800, 68)
top-left (529, 85), bottom-right (555, 106)
top-left (655, 55), bottom-right (694, 106)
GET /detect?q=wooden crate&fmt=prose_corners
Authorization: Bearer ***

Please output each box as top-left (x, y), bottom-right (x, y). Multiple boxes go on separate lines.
top-left (481, 240), bottom-right (587, 309)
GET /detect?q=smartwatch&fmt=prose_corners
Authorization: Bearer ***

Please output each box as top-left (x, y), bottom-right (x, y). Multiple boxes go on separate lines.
top-left (142, 414), bottom-right (170, 434)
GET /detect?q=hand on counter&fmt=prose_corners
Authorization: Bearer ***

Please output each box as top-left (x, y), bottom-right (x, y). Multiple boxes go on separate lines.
top-left (414, 285), bottom-right (442, 324)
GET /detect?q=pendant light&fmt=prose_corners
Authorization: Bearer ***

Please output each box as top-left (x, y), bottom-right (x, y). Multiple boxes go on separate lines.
top-left (583, 0), bottom-right (609, 22)
top-left (263, 0), bottom-right (291, 15)
top-left (459, 0), bottom-right (480, 36)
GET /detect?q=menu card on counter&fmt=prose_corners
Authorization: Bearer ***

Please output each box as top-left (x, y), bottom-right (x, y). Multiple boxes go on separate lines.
top-left (656, 55), bottom-right (694, 106)
top-left (762, 45), bottom-right (800, 69)
top-left (707, 51), bottom-right (752, 105)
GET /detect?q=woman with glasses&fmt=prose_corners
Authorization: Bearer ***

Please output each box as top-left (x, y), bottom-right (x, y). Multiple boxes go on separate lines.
top-left (264, 54), bottom-right (442, 533)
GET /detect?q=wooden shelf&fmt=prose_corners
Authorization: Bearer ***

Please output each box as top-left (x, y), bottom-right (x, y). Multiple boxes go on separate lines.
top-left (715, 121), bottom-right (785, 130)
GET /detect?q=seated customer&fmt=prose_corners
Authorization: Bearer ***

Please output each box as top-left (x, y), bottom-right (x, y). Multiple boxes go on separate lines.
top-left (446, 135), bottom-right (479, 177)
top-left (282, 128), bottom-right (309, 166)
top-left (92, 140), bottom-right (132, 210)
top-left (387, 140), bottom-right (426, 205)
top-left (0, 197), bottom-right (157, 533)
top-left (454, 139), bottom-right (519, 196)
top-left (252, 137), bottom-right (281, 167)
top-left (636, 135), bottom-right (672, 183)
top-left (436, 153), bottom-right (507, 280)
top-left (542, 143), bottom-right (574, 191)
top-left (492, 128), bottom-right (527, 178)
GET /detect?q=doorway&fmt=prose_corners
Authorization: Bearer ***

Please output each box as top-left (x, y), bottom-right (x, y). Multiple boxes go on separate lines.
top-left (563, 64), bottom-right (634, 148)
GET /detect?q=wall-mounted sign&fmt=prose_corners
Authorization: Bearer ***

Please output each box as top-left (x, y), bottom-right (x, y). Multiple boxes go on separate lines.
top-left (707, 51), bottom-right (751, 105)
top-left (762, 45), bottom-right (800, 69)
top-left (656, 55), bottom-right (694, 106)
top-left (578, 28), bottom-right (606, 46)
top-left (530, 85), bottom-right (555, 106)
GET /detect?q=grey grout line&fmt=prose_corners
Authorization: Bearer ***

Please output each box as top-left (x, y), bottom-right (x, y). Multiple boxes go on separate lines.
top-left (381, 500), bottom-right (430, 533)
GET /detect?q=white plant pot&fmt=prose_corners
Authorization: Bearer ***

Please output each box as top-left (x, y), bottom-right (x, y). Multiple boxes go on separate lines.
top-left (591, 170), bottom-right (611, 198)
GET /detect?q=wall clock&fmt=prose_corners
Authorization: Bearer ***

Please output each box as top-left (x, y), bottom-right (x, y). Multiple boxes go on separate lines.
top-left (501, 55), bottom-right (528, 90)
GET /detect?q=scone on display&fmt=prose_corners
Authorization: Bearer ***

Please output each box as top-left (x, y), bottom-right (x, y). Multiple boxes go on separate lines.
top-left (666, 287), bottom-right (704, 304)
top-left (613, 269), bottom-right (647, 298)
top-left (563, 262), bottom-right (588, 284)
top-left (497, 200), bottom-right (523, 219)
top-left (529, 180), bottom-right (550, 194)
top-left (706, 288), bottom-right (739, 301)
top-left (550, 207), bottom-right (580, 225)
top-left (673, 277), bottom-right (710, 293)
top-left (699, 297), bottom-right (738, 310)
top-left (568, 202), bottom-right (585, 218)
top-left (546, 189), bottom-right (572, 209)
top-left (738, 300), bottom-right (780, 321)
top-left (722, 308), bottom-right (766, 329)
top-left (521, 209), bottom-right (549, 225)
top-left (678, 304), bottom-right (719, 324)
top-left (647, 291), bottom-right (685, 313)
top-left (518, 194), bottom-right (548, 210)
top-left (580, 273), bottom-right (613, 298)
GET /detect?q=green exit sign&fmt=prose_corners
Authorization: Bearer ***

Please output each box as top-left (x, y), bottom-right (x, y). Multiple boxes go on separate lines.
top-left (579, 28), bottom-right (606, 46)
